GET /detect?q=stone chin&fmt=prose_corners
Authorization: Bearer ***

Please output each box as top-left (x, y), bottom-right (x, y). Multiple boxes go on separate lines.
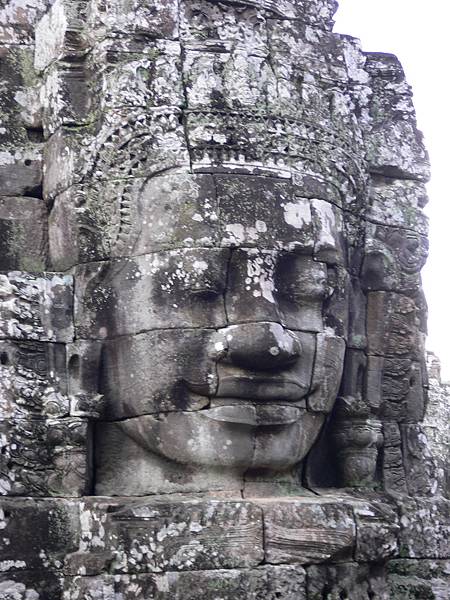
top-left (118, 408), bottom-right (325, 471)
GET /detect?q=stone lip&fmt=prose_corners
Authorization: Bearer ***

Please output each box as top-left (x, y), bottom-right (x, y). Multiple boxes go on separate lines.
top-left (215, 376), bottom-right (309, 401)
top-left (200, 403), bottom-right (302, 426)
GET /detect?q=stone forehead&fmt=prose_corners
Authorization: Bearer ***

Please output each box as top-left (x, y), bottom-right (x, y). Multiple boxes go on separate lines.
top-left (136, 171), bottom-right (348, 255)
top-left (50, 170), bottom-right (350, 268)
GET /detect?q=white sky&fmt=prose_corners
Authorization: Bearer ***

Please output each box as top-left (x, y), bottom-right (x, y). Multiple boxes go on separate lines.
top-left (334, 0), bottom-right (450, 380)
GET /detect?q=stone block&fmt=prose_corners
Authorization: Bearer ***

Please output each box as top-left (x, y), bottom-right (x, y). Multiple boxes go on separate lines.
top-left (0, 497), bottom-right (117, 579)
top-left (340, 348), bottom-right (367, 398)
top-left (40, 60), bottom-right (93, 137)
top-left (311, 200), bottom-right (346, 265)
top-left (0, 339), bottom-right (68, 419)
top-left (0, 1), bottom-right (53, 41)
top-left (60, 565), bottom-right (307, 600)
top-left (93, 39), bottom-right (183, 110)
top-left (259, 497), bottom-right (355, 564)
top-left (41, 39), bottom-right (184, 135)
top-left (0, 417), bottom-right (91, 496)
top-left (367, 122), bottom-right (430, 181)
top-left (323, 266), bottom-right (351, 338)
top-left (61, 573), bottom-right (156, 599)
top-left (401, 424), bottom-right (439, 496)
top-left (0, 45), bottom-right (41, 135)
top-left (49, 171), bottom-right (216, 268)
top-left (351, 497), bottom-right (400, 562)
top-left (0, 26), bottom-right (33, 46)
top-left (0, 272), bottom-right (73, 342)
top-left (365, 53), bottom-right (430, 181)
top-left (224, 248), bottom-right (280, 324)
top-left (267, 0), bottom-right (338, 28)
top-left (225, 249), bottom-right (328, 330)
top-left (0, 571), bottom-right (63, 600)
top-left (308, 331), bottom-right (345, 412)
top-left (365, 353), bottom-right (383, 410)
top-left (369, 356), bottom-right (426, 421)
top-left (163, 565), bottom-right (307, 599)
top-left (44, 109), bottom-right (189, 200)
top-left (347, 275), bottom-right (367, 349)
top-left (98, 406), bottom-right (325, 493)
top-left (367, 292), bottom-right (421, 358)
top-left (180, 0), bottom-right (268, 52)
top-left (129, 172), bottom-right (219, 252)
top-left (0, 147), bottom-right (42, 197)
top-left (306, 562), bottom-right (390, 600)
top-left (267, 53), bottom-right (320, 120)
top-left (277, 256), bottom-right (328, 332)
top-left (66, 340), bottom-right (104, 397)
top-left (216, 175), bottom-right (315, 252)
top-left (0, 197), bottom-right (47, 271)
top-left (362, 222), bottom-right (428, 294)
top-left (367, 177), bottom-right (429, 233)
top-left (107, 498), bottom-right (264, 573)
top-left (268, 20), bottom-right (367, 86)
top-left (185, 102), bottom-right (364, 186)
top-left (0, 498), bottom-right (79, 572)
top-left (397, 497), bottom-right (450, 559)
top-left (216, 328), bottom-right (316, 399)
top-left (387, 559), bottom-right (450, 600)
top-left (95, 422), bottom-right (245, 496)
top-left (184, 48), bottom-right (271, 112)
top-left (75, 249), bottom-right (229, 338)
top-left (293, 171), bottom-right (342, 204)
top-left (43, 127), bottom-right (90, 199)
top-left (87, 0), bottom-right (179, 40)
top-left (382, 421), bottom-right (408, 495)
top-left (387, 359), bottom-right (423, 421)
top-left (34, 0), bottom-right (91, 71)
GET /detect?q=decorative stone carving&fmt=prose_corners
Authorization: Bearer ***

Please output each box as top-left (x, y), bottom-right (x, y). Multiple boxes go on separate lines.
top-left (0, 0), bottom-right (448, 597)
top-left (331, 396), bottom-right (382, 487)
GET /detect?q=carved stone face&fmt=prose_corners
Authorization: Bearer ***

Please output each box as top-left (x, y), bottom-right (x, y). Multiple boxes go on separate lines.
top-left (77, 172), bottom-right (347, 476)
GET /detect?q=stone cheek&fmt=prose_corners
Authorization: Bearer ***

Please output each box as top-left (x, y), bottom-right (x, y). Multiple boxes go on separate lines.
top-left (99, 329), bottom-right (220, 417)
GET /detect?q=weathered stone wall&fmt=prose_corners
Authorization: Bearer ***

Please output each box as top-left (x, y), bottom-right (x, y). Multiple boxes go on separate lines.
top-left (0, 1), bottom-right (448, 598)
top-left (424, 352), bottom-right (450, 494)
top-left (1, 493), bottom-right (449, 598)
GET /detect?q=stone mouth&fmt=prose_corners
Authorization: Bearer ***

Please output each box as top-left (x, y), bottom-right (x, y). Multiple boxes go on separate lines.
top-left (200, 403), bottom-right (301, 426)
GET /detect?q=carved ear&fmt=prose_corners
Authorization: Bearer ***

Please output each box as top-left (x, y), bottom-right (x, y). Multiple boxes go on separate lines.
top-left (67, 340), bottom-right (103, 398)
top-left (361, 250), bottom-right (394, 291)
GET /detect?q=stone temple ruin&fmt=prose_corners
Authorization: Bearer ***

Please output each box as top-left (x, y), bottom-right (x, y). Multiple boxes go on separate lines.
top-left (0, 0), bottom-right (448, 597)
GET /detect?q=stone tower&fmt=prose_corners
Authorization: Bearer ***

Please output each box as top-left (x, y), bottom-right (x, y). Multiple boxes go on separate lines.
top-left (0, 0), bottom-right (448, 597)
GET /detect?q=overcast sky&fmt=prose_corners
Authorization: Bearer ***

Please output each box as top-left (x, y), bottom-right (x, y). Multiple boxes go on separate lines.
top-left (334, 0), bottom-right (450, 379)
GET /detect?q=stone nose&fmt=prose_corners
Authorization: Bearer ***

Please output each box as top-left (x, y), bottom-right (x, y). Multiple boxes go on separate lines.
top-left (222, 322), bottom-right (301, 371)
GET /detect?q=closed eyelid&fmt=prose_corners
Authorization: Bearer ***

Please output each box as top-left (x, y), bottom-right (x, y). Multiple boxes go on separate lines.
top-left (275, 254), bottom-right (327, 282)
top-left (277, 281), bottom-right (327, 299)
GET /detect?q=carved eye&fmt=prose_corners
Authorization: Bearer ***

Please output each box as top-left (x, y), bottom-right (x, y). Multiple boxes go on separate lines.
top-left (276, 254), bottom-right (328, 303)
top-left (405, 237), bottom-right (420, 253)
top-left (191, 288), bottom-right (222, 301)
